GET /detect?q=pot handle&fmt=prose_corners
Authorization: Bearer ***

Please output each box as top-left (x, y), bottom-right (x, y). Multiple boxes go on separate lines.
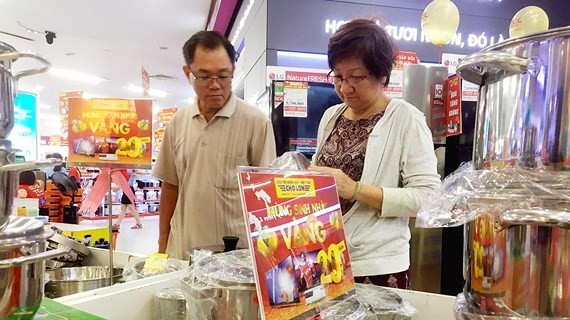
top-left (498, 209), bottom-right (570, 230)
top-left (456, 51), bottom-right (541, 86)
top-left (0, 247), bottom-right (71, 268)
top-left (0, 51), bottom-right (51, 80)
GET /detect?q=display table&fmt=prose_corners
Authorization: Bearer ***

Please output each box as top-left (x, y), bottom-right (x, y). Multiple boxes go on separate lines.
top-left (35, 299), bottom-right (105, 320)
top-left (56, 270), bottom-right (457, 320)
top-left (50, 222), bottom-right (111, 243)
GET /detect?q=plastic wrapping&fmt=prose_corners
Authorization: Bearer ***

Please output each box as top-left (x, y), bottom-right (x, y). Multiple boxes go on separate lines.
top-left (122, 257), bottom-right (183, 282)
top-left (318, 284), bottom-right (417, 319)
top-left (180, 249), bottom-right (259, 320)
top-left (453, 294), bottom-right (570, 320)
top-left (154, 287), bottom-right (187, 320)
top-left (416, 162), bottom-right (570, 228)
top-left (269, 151), bottom-right (311, 170)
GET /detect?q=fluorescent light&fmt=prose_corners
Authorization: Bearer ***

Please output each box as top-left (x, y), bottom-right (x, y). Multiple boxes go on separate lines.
top-left (277, 51), bottom-right (328, 60)
top-left (127, 85), bottom-right (168, 98)
top-left (34, 85), bottom-right (44, 92)
top-left (39, 103), bottom-right (51, 110)
top-left (39, 114), bottom-right (61, 122)
top-left (50, 68), bottom-right (104, 84)
top-left (43, 121), bottom-right (61, 129)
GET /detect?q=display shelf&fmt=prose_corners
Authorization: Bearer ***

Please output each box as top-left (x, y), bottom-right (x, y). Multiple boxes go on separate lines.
top-left (80, 212), bottom-right (160, 220)
top-left (135, 200), bottom-right (160, 203)
top-left (143, 187), bottom-right (161, 190)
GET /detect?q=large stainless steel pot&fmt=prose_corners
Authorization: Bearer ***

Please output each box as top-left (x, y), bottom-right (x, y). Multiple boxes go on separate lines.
top-left (44, 266), bottom-right (123, 298)
top-left (462, 190), bottom-right (570, 318)
top-left (0, 216), bottom-right (69, 320)
top-left (181, 249), bottom-right (260, 320)
top-left (457, 26), bottom-right (570, 172)
top-left (0, 41), bottom-right (51, 139)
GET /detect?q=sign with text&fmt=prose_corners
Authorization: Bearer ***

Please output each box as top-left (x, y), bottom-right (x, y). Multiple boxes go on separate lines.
top-left (59, 91), bottom-right (83, 138)
top-left (238, 168), bottom-right (355, 320)
top-left (386, 51), bottom-right (419, 98)
top-left (154, 107), bottom-right (178, 152)
top-left (283, 81), bottom-right (309, 118)
top-left (142, 66), bottom-right (150, 98)
top-left (445, 75), bottom-right (462, 137)
top-left (442, 53), bottom-right (479, 102)
top-left (267, 66), bottom-right (330, 86)
top-left (67, 98), bottom-right (153, 168)
top-left (9, 92), bottom-right (38, 160)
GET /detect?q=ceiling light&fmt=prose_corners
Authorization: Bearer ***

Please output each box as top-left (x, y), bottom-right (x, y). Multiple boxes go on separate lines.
top-left (34, 85), bottom-right (44, 92)
top-left (127, 85), bottom-right (168, 98)
top-left (50, 68), bottom-right (105, 84)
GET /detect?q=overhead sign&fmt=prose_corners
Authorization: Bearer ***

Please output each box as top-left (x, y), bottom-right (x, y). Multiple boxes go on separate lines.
top-left (67, 98), bottom-right (153, 168)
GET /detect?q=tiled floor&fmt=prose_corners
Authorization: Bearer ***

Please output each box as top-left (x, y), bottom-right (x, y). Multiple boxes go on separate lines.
top-left (80, 215), bottom-right (159, 255)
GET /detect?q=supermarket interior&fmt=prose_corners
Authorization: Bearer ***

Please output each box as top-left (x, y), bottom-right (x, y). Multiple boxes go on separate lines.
top-left (1, 0), bottom-right (569, 319)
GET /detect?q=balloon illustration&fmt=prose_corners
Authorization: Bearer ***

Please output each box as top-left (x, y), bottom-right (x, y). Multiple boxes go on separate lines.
top-left (509, 6), bottom-right (549, 38)
top-left (421, 0), bottom-right (461, 46)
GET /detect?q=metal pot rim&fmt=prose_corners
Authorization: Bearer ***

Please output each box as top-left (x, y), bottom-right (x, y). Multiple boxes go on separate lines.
top-left (484, 25), bottom-right (570, 52)
top-left (0, 216), bottom-right (49, 247)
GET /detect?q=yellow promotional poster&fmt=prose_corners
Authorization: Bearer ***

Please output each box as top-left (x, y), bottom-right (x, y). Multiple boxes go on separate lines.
top-left (67, 98), bottom-right (153, 168)
top-left (153, 107), bottom-right (177, 152)
top-left (59, 91), bottom-right (83, 137)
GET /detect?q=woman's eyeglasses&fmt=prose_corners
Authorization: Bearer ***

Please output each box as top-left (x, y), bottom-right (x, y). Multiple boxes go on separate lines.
top-left (328, 72), bottom-right (372, 86)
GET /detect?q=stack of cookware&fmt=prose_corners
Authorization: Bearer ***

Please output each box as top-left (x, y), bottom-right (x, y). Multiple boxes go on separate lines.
top-left (450, 26), bottom-right (570, 319)
top-left (0, 42), bottom-right (70, 319)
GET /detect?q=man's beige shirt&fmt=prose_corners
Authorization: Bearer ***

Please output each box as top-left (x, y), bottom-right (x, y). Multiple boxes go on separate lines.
top-left (153, 95), bottom-right (276, 259)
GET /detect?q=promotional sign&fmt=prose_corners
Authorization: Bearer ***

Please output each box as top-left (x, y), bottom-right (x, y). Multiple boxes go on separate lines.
top-left (283, 81), bottom-right (309, 118)
top-left (9, 92), bottom-right (38, 160)
top-left (445, 75), bottom-right (462, 137)
top-left (288, 138), bottom-right (318, 155)
top-left (142, 65), bottom-right (150, 98)
top-left (59, 91), bottom-right (83, 137)
top-left (267, 66), bottom-right (331, 86)
top-left (430, 82), bottom-right (446, 139)
top-left (386, 51), bottom-right (419, 98)
top-left (67, 98), bottom-right (153, 168)
top-left (39, 135), bottom-right (67, 147)
top-left (442, 53), bottom-right (479, 102)
top-left (153, 107), bottom-right (177, 152)
top-left (238, 168), bottom-right (355, 320)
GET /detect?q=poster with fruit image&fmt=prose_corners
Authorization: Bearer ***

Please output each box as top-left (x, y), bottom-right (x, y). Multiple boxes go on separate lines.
top-left (67, 98), bottom-right (153, 168)
top-left (237, 168), bottom-right (355, 320)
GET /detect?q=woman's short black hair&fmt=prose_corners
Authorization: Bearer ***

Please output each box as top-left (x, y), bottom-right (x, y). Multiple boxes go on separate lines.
top-left (182, 31), bottom-right (236, 67)
top-left (328, 19), bottom-right (398, 86)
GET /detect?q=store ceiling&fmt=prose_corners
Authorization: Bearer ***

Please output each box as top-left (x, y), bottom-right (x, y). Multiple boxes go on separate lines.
top-left (0, 0), bottom-right (212, 135)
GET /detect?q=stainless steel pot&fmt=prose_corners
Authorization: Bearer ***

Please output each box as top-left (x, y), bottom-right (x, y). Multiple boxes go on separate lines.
top-left (0, 216), bottom-right (69, 319)
top-left (181, 249), bottom-right (260, 320)
top-left (0, 41), bottom-right (51, 139)
top-left (457, 26), bottom-right (570, 172)
top-left (463, 194), bottom-right (570, 318)
top-left (44, 266), bottom-right (123, 298)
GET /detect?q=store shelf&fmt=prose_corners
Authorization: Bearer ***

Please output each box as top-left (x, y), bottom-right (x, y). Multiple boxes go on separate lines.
top-left (143, 187), bottom-right (161, 190)
top-left (135, 200), bottom-right (160, 203)
top-left (80, 212), bottom-right (160, 220)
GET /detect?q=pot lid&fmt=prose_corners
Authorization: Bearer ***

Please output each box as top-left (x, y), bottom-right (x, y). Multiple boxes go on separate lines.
top-left (185, 249), bottom-right (255, 287)
top-left (485, 25), bottom-right (570, 52)
top-left (0, 216), bottom-right (46, 246)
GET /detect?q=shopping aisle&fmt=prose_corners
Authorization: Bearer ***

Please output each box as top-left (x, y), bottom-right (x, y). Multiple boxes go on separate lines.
top-left (79, 215), bottom-right (159, 256)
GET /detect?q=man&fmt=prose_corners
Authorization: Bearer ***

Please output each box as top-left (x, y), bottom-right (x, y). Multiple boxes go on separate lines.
top-left (153, 31), bottom-right (276, 259)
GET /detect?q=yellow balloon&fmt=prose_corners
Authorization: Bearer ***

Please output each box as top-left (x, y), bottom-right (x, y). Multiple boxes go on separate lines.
top-left (509, 6), bottom-right (549, 38)
top-left (421, 0), bottom-right (460, 46)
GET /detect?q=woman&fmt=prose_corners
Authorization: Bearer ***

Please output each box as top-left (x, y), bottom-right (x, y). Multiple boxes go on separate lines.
top-left (309, 19), bottom-right (440, 289)
top-left (112, 169), bottom-right (143, 229)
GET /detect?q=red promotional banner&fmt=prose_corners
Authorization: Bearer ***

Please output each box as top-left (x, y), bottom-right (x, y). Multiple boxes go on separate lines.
top-left (154, 107), bottom-right (177, 152)
top-left (445, 75), bottom-right (462, 137)
top-left (59, 91), bottom-right (83, 137)
top-left (142, 66), bottom-right (150, 98)
top-left (238, 168), bottom-right (355, 320)
top-left (67, 98), bottom-right (153, 168)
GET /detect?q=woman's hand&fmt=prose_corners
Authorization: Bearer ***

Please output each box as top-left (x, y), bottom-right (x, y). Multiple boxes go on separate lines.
top-left (308, 165), bottom-right (357, 200)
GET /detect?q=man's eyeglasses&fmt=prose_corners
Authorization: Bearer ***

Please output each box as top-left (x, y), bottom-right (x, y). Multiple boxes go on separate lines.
top-left (328, 72), bottom-right (372, 86)
top-left (190, 70), bottom-right (233, 86)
